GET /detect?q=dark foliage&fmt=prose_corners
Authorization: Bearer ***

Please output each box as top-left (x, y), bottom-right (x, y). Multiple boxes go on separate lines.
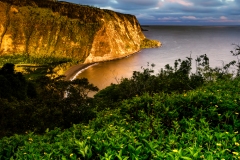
top-left (94, 53), bottom-right (238, 111)
top-left (94, 56), bottom-right (204, 110)
top-left (0, 64), bottom-right (98, 138)
top-left (1, 45), bottom-right (239, 138)
top-left (0, 63), bottom-right (37, 100)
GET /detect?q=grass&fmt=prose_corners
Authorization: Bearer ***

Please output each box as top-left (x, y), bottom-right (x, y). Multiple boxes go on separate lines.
top-left (0, 54), bottom-right (80, 76)
top-left (1, 77), bottom-right (240, 159)
top-left (0, 54), bottom-right (75, 65)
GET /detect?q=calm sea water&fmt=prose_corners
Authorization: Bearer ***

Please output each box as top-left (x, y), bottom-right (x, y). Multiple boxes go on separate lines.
top-left (77, 26), bottom-right (240, 90)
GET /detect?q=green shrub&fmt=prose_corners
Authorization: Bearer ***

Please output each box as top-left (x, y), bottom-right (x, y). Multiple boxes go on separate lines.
top-left (0, 64), bottom-right (98, 138)
top-left (140, 38), bottom-right (160, 48)
top-left (1, 46), bottom-right (240, 159)
top-left (0, 63), bottom-right (37, 100)
top-left (94, 56), bottom-right (204, 110)
top-left (1, 78), bottom-right (240, 159)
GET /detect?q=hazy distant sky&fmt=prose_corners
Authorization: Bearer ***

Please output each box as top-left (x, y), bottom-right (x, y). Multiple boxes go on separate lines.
top-left (64, 0), bottom-right (240, 25)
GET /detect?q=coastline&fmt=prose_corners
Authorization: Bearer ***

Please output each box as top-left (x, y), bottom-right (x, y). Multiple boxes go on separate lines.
top-left (64, 63), bottom-right (96, 81)
top-left (63, 50), bottom-right (142, 81)
top-left (63, 40), bottom-right (162, 81)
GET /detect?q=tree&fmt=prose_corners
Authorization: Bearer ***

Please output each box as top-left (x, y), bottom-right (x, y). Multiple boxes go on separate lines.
top-left (0, 63), bottom-right (36, 100)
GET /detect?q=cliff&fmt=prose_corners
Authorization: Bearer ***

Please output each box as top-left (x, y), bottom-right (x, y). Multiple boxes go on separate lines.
top-left (0, 0), bottom-right (160, 64)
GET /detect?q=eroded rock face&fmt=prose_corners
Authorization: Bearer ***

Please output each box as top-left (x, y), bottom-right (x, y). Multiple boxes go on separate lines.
top-left (0, 0), bottom-right (158, 63)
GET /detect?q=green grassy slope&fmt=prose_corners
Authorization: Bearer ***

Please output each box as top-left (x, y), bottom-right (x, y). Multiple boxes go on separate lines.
top-left (1, 78), bottom-right (240, 159)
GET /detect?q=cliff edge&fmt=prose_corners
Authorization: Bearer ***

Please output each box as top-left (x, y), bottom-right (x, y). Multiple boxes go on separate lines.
top-left (0, 0), bottom-right (161, 64)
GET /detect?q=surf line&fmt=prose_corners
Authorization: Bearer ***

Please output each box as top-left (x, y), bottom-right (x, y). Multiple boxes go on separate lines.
top-left (63, 63), bottom-right (98, 98)
top-left (70, 63), bottom-right (98, 81)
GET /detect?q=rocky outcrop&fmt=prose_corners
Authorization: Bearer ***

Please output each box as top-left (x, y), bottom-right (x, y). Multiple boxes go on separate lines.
top-left (0, 0), bottom-right (160, 64)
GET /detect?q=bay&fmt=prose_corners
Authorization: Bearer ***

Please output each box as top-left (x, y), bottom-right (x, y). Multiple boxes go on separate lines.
top-left (76, 25), bottom-right (240, 90)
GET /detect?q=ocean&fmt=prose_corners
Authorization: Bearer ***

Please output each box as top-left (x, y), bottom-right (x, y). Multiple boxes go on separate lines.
top-left (76, 25), bottom-right (240, 90)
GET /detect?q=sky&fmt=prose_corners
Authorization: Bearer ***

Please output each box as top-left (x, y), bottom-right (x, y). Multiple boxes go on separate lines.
top-left (64, 0), bottom-right (240, 25)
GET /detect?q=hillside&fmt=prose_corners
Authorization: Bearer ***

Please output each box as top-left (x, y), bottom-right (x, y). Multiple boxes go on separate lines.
top-left (0, 0), bottom-right (160, 64)
top-left (1, 47), bottom-right (240, 158)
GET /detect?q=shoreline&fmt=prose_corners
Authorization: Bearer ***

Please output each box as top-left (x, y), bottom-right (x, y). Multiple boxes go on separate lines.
top-left (64, 43), bottom-right (162, 81)
top-left (64, 63), bottom-right (96, 81)
top-left (63, 51), bottom-right (141, 81)
top-left (63, 54), bottom-right (138, 81)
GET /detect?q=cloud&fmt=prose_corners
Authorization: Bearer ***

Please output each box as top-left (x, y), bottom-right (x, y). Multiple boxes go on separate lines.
top-left (71, 0), bottom-right (109, 4)
top-left (160, 17), bottom-right (179, 20)
top-left (181, 16), bottom-right (197, 20)
top-left (157, 16), bottom-right (181, 23)
top-left (116, 0), bottom-right (159, 6)
top-left (111, 0), bottom-right (160, 10)
top-left (166, 0), bottom-right (193, 6)
top-left (188, 0), bottom-right (224, 7)
top-left (220, 16), bottom-right (228, 20)
top-left (64, 0), bottom-right (240, 25)
top-left (137, 14), bottom-right (156, 20)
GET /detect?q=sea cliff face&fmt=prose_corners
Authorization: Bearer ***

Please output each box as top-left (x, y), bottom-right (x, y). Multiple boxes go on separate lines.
top-left (0, 0), bottom-right (160, 64)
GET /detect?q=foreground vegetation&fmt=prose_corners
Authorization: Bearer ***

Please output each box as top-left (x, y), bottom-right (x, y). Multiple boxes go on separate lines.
top-left (0, 46), bottom-right (240, 159)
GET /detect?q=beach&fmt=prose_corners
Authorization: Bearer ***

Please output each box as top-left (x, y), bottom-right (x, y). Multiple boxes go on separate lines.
top-left (64, 63), bottom-right (95, 81)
